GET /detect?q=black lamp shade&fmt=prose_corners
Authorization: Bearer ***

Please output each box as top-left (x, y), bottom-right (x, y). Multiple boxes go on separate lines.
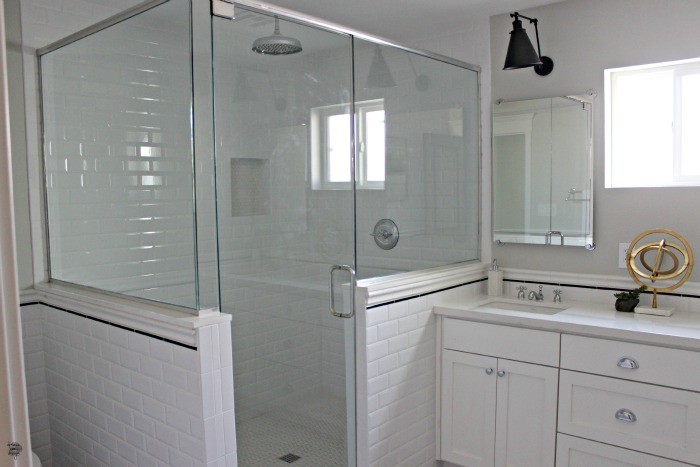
top-left (503, 18), bottom-right (542, 70)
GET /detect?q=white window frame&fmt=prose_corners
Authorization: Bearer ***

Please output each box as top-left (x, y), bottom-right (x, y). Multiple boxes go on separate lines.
top-left (605, 57), bottom-right (700, 188)
top-left (310, 99), bottom-right (385, 190)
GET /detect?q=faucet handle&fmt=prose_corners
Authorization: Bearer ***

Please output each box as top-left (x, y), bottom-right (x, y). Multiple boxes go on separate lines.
top-left (553, 289), bottom-right (562, 303)
top-left (516, 285), bottom-right (527, 300)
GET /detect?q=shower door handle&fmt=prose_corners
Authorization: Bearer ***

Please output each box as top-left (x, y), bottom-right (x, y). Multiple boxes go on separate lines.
top-left (329, 265), bottom-right (356, 318)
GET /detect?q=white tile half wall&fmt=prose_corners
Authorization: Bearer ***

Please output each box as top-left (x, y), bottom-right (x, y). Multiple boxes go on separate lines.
top-left (357, 275), bottom-right (485, 467)
top-left (20, 300), bottom-right (236, 467)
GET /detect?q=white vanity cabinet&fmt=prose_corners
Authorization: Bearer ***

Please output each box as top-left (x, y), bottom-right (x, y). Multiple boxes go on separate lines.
top-left (439, 319), bottom-right (559, 467)
top-left (436, 299), bottom-right (700, 467)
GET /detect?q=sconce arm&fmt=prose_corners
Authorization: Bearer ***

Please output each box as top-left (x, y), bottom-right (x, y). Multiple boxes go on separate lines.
top-left (510, 12), bottom-right (542, 58)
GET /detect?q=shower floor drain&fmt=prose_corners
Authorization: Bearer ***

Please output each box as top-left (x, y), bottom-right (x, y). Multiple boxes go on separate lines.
top-left (279, 453), bottom-right (301, 463)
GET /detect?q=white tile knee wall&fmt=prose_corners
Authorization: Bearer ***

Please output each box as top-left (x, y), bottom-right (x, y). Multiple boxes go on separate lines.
top-left (363, 283), bottom-right (480, 467)
top-left (365, 297), bottom-right (437, 467)
top-left (21, 303), bottom-right (237, 467)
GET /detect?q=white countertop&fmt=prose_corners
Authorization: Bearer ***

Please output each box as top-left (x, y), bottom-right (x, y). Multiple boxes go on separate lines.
top-left (434, 295), bottom-right (700, 352)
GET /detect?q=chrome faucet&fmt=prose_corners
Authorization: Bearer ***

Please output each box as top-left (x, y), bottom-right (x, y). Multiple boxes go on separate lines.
top-left (517, 285), bottom-right (527, 300)
top-left (528, 285), bottom-right (544, 301)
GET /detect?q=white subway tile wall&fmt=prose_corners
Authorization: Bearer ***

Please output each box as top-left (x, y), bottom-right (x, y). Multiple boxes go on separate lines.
top-left (21, 304), bottom-right (53, 466)
top-left (364, 283), bottom-right (483, 467)
top-left (20, 304), bottom-right (236, 467)
top-left (40, 0), bottom-right (200, 308)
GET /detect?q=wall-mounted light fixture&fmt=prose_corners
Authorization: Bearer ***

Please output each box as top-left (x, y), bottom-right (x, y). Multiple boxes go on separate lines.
top-left (503, 12), bottom-right (553, 76)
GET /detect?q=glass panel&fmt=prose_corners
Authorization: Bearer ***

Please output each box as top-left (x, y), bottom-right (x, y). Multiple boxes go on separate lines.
top-left (213, 10), bottom-right (355, 466)
top-left (41, 0), bottom-right (198, 308)
top-left (354, 41), bottom-right (480, 278)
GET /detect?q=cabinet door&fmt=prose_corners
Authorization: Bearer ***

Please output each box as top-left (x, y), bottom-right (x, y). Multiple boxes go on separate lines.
top-left (441, 350), bottom-right (497, 467)
top-left (494, 359), bottom-right (558, 467)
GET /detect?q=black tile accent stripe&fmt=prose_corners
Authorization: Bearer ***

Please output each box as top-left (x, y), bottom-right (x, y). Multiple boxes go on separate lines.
top-left (504, 279), bottom-right (700, 299)
top-left (20, 300), bottom-right (197, 350)
top-left (366, 278), bottom-right (487, 309)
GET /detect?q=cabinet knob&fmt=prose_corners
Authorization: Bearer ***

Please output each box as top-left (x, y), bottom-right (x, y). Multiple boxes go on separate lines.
top-left (615, 408), bottom-right (637, 423)
top-left (497, 370), bottom-right (505, 377)
top-left (617, 357), bottom-right (639, 369)
top-left (485, 368), bottom-right (493, 375)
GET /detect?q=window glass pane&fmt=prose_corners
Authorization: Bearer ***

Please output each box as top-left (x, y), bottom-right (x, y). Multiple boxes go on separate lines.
top-left (365, 109), bottom-right (385, 182)
top-left (327, 113), bottom-right (351, 182)
top-left (611, 70), bottom-right (673, 187)
top-left (681, 73), bottom-right (700, 177)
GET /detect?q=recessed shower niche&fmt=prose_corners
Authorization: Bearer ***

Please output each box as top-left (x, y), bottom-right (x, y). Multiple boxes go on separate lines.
top-left (230, 158), bottom-right (270, 217)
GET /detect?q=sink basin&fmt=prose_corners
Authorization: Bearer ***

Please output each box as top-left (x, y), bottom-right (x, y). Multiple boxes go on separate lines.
top-left (473, 300), bottom-right (566, 315)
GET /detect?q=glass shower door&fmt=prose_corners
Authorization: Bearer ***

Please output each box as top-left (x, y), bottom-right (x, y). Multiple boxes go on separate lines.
top-left (212, 9), bottom-right (355, 466)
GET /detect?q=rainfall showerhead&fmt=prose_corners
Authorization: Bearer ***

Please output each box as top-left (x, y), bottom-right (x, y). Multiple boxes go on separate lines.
top-left (252, 17), bottom-right (302, 56)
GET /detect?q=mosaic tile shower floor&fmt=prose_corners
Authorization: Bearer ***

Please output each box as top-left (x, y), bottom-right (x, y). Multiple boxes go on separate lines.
top-left (236, 396), bottom-right (347, 466)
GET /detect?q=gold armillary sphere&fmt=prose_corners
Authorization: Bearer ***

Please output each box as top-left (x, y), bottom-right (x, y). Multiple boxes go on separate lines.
top-left (626, 228), bottom-right (693, 309)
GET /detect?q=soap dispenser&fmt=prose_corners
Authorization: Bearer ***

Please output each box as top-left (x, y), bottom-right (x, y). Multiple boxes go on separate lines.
top-left (488, 259), bottom-right (503, 296)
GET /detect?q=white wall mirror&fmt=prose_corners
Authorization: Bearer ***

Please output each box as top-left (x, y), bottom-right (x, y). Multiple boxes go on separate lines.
top-left (492, 95), bottom-right (594, 248)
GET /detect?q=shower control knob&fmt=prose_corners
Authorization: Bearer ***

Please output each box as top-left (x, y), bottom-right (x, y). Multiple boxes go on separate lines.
top-left (370, 219), bottom-right (399, 250)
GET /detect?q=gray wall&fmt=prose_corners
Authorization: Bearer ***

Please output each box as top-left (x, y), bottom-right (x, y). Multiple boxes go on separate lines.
top-left (5, 0), bottom-right (33, 289)
top-left (490, 0), bottom-right (700, 279)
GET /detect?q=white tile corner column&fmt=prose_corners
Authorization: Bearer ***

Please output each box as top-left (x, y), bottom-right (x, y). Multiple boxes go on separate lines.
top-left (356, 265), bottom-right (486, 467)
top-left (199, 319), bottom-right (237, 467)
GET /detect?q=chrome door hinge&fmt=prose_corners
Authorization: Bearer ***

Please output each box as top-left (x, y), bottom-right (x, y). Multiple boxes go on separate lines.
top-left (212, 0), bottom-right (234, 19)
top-left (7, 442), bottom-right (22, 460)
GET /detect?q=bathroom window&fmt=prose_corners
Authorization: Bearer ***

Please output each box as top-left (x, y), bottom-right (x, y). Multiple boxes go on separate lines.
top-left (606, 57), bottom-right (700, 187)
top-left (311, 99), bottom-right (385, 189)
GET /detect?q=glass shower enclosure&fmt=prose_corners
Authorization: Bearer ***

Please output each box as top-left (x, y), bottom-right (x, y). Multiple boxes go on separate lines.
top-left (38, 0), bottom-right (480, 465)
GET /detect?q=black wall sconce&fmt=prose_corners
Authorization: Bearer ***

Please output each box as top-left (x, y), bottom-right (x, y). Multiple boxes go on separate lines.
top-left (503, 12), bottom-right (553, 76)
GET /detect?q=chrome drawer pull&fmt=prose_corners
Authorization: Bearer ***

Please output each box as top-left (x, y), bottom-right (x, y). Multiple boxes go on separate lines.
top-left (617, 357), bottom-right (639, 369)
top-left (497, 370), bottom-right (505, 377)
top-left (615, 409), bottom-right (637, 423)
top-left (485, 368), bottom-right (493, 375)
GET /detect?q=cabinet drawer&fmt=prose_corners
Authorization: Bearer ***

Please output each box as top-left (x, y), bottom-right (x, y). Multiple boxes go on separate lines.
top-left (558, 370), bottom-right (700, 464)
top-left (556, 434), bottom-right (693, 467)
top-left (561, 334), bottom-right (700, 390)
top-left (443, 319), bottom-right (559, 366)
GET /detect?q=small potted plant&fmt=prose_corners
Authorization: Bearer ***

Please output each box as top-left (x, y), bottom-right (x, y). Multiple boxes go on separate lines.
top-left (614, 285), bottom-right (647, 312)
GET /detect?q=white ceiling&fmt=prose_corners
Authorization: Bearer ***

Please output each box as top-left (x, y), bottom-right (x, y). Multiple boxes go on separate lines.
top-left (251, 0), bottom-right (566, 42)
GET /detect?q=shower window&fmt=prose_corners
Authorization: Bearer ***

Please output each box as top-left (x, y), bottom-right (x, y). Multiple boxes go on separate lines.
top-left (311, 99), bottom-right (386, 189)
